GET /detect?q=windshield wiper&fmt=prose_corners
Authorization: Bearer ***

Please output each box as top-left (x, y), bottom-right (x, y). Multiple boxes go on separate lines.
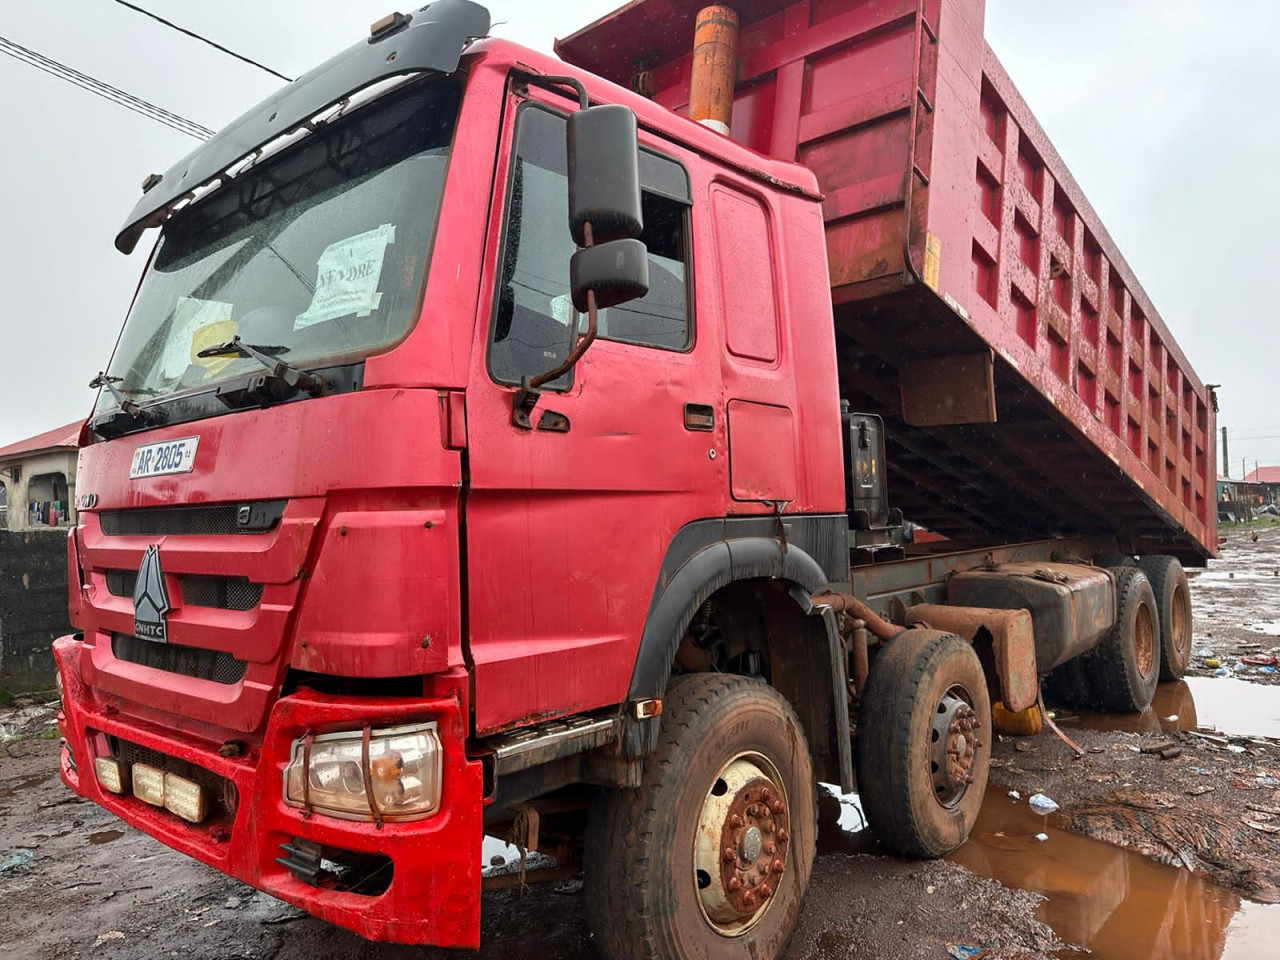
top-left (197, 336), bottom-right (325, 397)
top-left (89, 372), bottom-right (145, 418)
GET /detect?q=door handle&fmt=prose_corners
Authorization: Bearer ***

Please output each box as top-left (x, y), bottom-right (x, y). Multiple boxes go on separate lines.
top-left (683, 403), bottom-right (715, 432)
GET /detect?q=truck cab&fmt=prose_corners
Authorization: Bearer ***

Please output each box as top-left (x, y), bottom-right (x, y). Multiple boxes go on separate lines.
top-left (54, 2), bottom-right (1203, 957)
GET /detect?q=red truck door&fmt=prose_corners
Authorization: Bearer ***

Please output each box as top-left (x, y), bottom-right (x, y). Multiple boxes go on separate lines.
top-left (462, 89), bottom-right (725, 735)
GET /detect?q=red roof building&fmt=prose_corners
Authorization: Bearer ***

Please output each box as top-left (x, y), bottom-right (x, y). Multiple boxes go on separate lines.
top-left (0, 420), bottom-right (82, 464)
top-left (0, 420), bottom-right (83, 531)
top-left (1243, 467), bottom-right (1280, 485)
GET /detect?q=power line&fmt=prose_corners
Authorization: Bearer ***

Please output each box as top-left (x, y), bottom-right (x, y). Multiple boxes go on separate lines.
top-left (0, 35), bottom-right (213, 140)
top-left (110, 0), bottom-right (293, 83)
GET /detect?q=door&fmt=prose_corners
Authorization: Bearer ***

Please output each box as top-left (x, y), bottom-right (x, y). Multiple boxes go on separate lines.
top-left (463, 89), bottom-right (724, 735)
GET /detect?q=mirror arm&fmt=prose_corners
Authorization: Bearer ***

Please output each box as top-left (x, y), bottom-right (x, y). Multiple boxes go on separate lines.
top-left (512, 223), bottom-right (599, 430)
top-left (518, 72), bottom-right (589, 110)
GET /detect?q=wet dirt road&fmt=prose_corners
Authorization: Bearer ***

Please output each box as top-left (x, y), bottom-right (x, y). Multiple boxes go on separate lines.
top-left (3, 530), bottom-right (1280, 958)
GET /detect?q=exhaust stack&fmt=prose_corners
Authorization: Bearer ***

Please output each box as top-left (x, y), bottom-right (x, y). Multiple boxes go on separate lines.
top-left (688, 5), bottom-right (738, 135)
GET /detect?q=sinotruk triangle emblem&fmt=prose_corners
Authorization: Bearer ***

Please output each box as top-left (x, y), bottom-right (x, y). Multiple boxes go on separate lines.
top-left (133, 545), bottom-right (171, 641)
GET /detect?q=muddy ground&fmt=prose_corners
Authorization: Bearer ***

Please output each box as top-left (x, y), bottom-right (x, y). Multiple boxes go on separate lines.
top-left (0, 732), bottom-right (1064, 960)
top-left (1185, 526), bottom-right (1280, 685)
top-left (2, 528), bottom-right (1278, 958)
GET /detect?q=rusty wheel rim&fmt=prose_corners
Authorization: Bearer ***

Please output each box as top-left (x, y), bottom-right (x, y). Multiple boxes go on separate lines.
top-left (1170, 583), bottom-right (1191, 664)
top-left (931, 686), bottom-right (981, 808)
top-left (693, 752), bottom-right (789, 937)
top-left (1134, 602), bottom-right (1156, 678)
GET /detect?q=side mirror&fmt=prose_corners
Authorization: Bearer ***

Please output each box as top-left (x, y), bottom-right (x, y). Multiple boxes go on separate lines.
top-left (567, 104), bottom-right (649, 312)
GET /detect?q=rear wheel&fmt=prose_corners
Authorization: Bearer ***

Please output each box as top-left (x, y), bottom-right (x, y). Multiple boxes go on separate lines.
top-left (855, 629), bottom-right (990, 858)
top-left (1085, 566), bottom-right (1161, 711)
top-left (1137, 555), bottom-right (1193, 680)
top-left (1043, 656), bottom-right (1095, 708)
top-left (584, 674), bottom-right (816, 960)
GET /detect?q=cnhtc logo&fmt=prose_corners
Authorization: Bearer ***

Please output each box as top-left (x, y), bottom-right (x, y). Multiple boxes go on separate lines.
top-left (133, 545), bottom-right (171, 642)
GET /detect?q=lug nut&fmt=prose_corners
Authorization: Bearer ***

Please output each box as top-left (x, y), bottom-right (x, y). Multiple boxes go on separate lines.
top-left (760, 883), bottom-right (773, 898)
top-left (728, 877), bottom-right (741, 891)
top-left (761, 787), bottom-right (773, 802)
top-left (724, 847), bottom-right (737, 862)
top-left (777, 828), bottom-right (789, 842)
top-left (729, 814), bottom-right (742, 828)
top-left (770, 799), bottom-right (784, 814)
top-left (764, 842), bottom-right (775, 855)
top-left (742, 892), bottom-right (756, 907)
top-left (772, 858), bottom-right (784, 873)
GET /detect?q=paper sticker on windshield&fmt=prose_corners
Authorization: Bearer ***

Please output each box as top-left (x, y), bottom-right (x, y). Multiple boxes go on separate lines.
top-left (295, 223), bottom-right (396, 329)
top-left (163, 297), bottom-right (234, 379)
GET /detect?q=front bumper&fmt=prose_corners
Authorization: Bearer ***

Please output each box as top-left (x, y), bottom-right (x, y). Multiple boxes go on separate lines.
top-left (53, 635), bottom-right (483, 947)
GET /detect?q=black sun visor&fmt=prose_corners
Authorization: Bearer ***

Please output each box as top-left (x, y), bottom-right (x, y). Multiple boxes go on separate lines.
top-left (114, 0), bottom-right (490, 254)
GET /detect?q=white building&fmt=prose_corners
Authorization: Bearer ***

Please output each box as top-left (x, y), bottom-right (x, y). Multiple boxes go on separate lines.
top-left (0, 420), bottom-right (81, 531)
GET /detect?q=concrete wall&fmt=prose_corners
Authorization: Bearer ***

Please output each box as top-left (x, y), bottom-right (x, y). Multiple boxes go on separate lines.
top-left (0, 449), bottom-right (78, 532)
top-left (0, 529), bottom-right (69, 693)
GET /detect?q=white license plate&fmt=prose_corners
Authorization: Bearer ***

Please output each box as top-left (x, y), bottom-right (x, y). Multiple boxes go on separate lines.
top-left (130, 437), bottom-right (199, 479)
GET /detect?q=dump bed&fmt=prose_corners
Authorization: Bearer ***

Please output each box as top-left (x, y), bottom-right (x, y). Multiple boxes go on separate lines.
top-left (558, 0), bottom-right (1216, 562)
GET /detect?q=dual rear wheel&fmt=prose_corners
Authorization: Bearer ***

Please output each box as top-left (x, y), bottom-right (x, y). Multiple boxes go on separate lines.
top-left (1045, 555), bottom-right (1192, 711)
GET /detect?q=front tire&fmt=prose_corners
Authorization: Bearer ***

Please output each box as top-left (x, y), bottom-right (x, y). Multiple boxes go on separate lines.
top-left (855, 629), bottom-right (991, 858)
top-left (585, 674), bottom-right (816, 960)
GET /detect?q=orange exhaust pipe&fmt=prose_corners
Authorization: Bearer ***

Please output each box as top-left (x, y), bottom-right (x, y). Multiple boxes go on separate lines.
top-left (689, 5), bottom-right (738, 135)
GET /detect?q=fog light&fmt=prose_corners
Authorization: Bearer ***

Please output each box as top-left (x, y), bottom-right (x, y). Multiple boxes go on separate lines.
top-left (163, 773), bottom-right (207, 824)
top-left (94, 756), bottom-right (126, 794)
top-left (132, 763), bottom-right (165, 806)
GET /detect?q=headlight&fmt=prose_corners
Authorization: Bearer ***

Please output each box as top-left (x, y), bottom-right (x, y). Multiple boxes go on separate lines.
top-left (283, 723), bottom-right (442, 821)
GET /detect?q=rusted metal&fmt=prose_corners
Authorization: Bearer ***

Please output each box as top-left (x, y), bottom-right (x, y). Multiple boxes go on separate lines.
top-left (1037, 689), bottom-right (1084, 758)
top-left (931, 693), bottom-right (981, 805)
top-left (904, 603), bottom-right (1038, 713)
top-left (718, 777), bottom-right (789, 916)
top-left (1134, 598), bottom-right (1156, 678)
top-left (898, 352), bottom-right (997, 427)
top-left (810, 591), bottom-right (902, 643)
top-left (688, 5), bottom-right (739, 134)
top-left (360, 722), bottom-right (383, 829)
top-left (299, 731), bottom-right (314, 820)
top-left (849, 619), bottom-right (869, 694)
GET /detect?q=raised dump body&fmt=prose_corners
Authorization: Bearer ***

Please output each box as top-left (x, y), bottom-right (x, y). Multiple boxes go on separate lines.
top-left (558, 0), bottom-right (1216, 562)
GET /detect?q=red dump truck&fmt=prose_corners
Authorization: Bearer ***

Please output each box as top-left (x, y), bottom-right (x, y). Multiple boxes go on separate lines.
top-left (54, 0), bottom-right (1214, 956)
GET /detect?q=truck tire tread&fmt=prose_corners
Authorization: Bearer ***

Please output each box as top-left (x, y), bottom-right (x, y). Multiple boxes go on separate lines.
top-left (855, 630), bottom-right (990, 859)
top-left (584, 673), bottom-right (816, 960)
top-left (1137, 554), bottom-right (1193, 681)
top-left (1085, 566), bottom-right (1161, 711)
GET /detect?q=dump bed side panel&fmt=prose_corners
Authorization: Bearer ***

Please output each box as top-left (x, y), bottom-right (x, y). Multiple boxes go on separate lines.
top-left (557, 0), bottom-right (1215, 560)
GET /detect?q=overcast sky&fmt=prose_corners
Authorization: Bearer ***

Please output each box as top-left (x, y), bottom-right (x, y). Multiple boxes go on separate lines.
top-left (1, 1), bottom-right (1273, 475)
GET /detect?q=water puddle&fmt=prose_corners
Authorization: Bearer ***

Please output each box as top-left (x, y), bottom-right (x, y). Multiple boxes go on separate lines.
top-left (1059, 678), bottom-right (1280, 740)
top-left (0, 772), bottom-right (53, 800)
top-left (949, 788), bottom-right (1280, 959)
top-left (818, 784), bottom-right (1280, 959)
top-left (87, 829), bottom-right (124, 846)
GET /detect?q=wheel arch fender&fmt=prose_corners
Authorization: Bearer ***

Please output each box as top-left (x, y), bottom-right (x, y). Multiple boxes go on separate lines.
top-left (622, 518), bottom-right (853, 791)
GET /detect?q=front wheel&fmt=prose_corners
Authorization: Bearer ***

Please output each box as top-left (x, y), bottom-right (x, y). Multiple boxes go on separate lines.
top-left (585, 674), bottom-right (816, 960)
top-left (855, 629), bottom-right (991, 858)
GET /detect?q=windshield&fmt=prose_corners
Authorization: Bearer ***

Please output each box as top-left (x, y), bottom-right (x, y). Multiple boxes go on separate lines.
top-left (96, 77), bottom-right (462, 416)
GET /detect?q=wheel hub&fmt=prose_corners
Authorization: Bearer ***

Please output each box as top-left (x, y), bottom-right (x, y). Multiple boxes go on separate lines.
top-left (693, 755), bottom-right (790, 935)
top-left (931, 690), bottom-right (981, 807)
top-left (1135, 603), bottom-right (1156, 677)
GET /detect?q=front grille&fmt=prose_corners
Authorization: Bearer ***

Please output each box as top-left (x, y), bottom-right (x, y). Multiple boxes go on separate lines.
top-left (105, 570), bottom-right (263, 611)
top-left (111, 736), bottom-right (239, 821)
top-left (100, 500), bottom-right (286, 536)
top-left (112, 634), bottom-right (247, 685)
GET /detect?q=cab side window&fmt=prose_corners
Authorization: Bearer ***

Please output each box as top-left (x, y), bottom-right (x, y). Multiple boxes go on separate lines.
top-left (488, 105), bottom-right (692, 390)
